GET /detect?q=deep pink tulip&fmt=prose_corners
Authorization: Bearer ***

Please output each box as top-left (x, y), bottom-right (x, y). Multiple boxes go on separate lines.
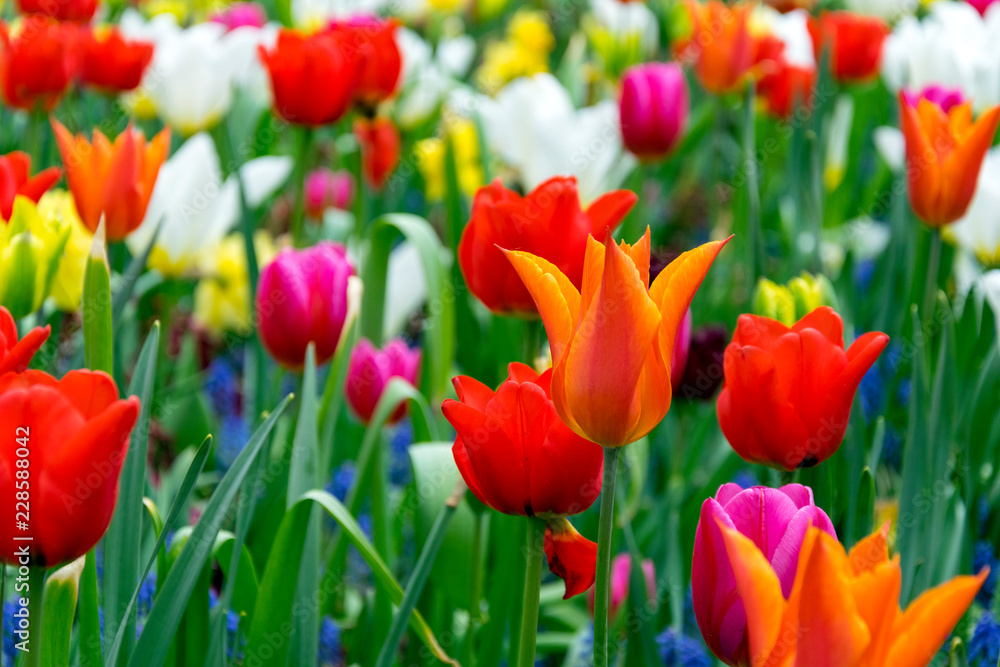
top-left (903, 84), bottom-right (966, 114)
top-left (305, 168), bottom-right (355, 218)
top-left (345, 338), bottom-right (421, 424)
top-left (211, 2), bottom-right (268, 29)
top-left (670, 309), bottom-right (692, 389)
top-left (966, 0), bottom-right (999, 16)
top-left (619, 62), bottom-right (689, 161)
top-left (255, 242), bottom-right (356, 369)
top-left (692, 483), bottom-right (836, 666)
top-left (587, 553), bottom-right (656, 621)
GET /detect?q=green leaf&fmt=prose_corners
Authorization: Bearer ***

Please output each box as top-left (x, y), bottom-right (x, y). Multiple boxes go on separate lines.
top-left (40, 557), bottom-right (84, 667)
top-left (112, 218), bottom-right (161, 325)
top-left (102, 323), bottom-right (160, 660)
top-left (105, 436), bottom-right (212, 667)
top-left (126, 396), bottom-right (292, 667)
top-left (855, 467), bottom-right (875, 544)
top-left (360, 213), bottom-right (456, 401)
top-left (83, 222), bottom-right (112, 375)
top-left (246, 490), bottom-right (459, 666)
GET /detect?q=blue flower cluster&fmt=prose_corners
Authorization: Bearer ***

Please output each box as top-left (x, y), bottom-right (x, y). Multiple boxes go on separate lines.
top-left (656, 628), bottom-right (711, 667)
top-left (204, 357), bottom-right (249, 470)
top-left (319, 616), bottom-right (341, 666)
top-left (969, 611), bottom-right (1000, 666)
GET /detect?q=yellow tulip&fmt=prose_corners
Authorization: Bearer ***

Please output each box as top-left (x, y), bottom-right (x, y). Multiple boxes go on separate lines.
top-left (37, 190), bottom-right (93, 312)
top-left (0, 196), bottom-right (71, 319)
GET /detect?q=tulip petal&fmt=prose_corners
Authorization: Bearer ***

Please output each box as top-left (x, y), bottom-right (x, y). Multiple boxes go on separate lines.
top-left (544, 517), bottom-right (598, 599)
top-left (56, 370), bottom-right (121, 419)
top-left (503, 248), bottom-right (581, 363)
top-left (846, 556), bottom-right (900, 667)
top-left (770, 506), bottom-right (836, 597)
top-left (900, 92), bottom-right (944, 225)
top-left (847, 522), bottom-right (891, 575)
top-left (791, 306), bottom-right (844, 347)
top-left (507, 362), bottom-right (540, 385)
top-left (585, 190), bottom-right (638, 240)
top-left (693, 499), bottom-right (745, 662)
top-left (886, 569), bottom-right (988, 667)
top-left (941, 105), bottom-right (1000, 224)
top-left (529, 419), bottom-right (603, 517)
top-left (451, 375), bottom-right (495, 412)
top-left (560, 235), bottom-right (661, 446)
top-left (0, 324), bottom-right (49, 375)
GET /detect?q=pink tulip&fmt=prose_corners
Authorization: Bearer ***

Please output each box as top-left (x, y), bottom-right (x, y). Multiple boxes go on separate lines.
top-left (304, 168), bottom-right (355, 218)
top-left (256, 242), bottom-right (356, 369)
top-left (210, 2), bottom-right (267, 30)
top-left (619, 62), bottom-right (689, 161)
top-left (670, 309), bottom-right (692, 389)
top-left (588, 553), bottom-right (656, 621)
top-left (345, 338), bottom-right (421, 424)
top-left (966, 0), bottom-right (999, 16)
top-left (692, 483), bottom-right (836, 666)
top-left (903, 84), bottom-right (966, 114)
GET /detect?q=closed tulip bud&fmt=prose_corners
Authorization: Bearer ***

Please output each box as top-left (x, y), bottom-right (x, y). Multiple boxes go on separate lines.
top-left (345, 338), bottom-right (421, 425)
top-left (0, 18), bottom-right (78, 112)
top-left (77, 27), bottom-right (154, 95)
top-left (52, 120), bottom-right (171, 241)
top-left (619, 62), bottom-right (689, 161)
top-left (443, 363), bottom-right (604, 598)
top-left (752, 278), bottom-right (796, 326)
top-left (354, 116), bottom-right (401, 190)
top-left (328, 16), bottom-right (402, 108)
top-left (304, 168), bottom-right (355, 218)
top-left (16, 0), bottom-right (95, 22)
top-left (460, 177), bottom-right (636, 317)
top-left (809, 12), bottom-right (888, 83)
top-left (0, 197), bottom-right (72, 320)
top-left (256, 242), bottom-right (361, 369)
top-left (717, 307), bottom-right (888, 470)
top-left (587, 553), bottom-right (656, 621)
top-left (0, 370), bottom-right (139, 566)
top-left (692, 483), bottom-right (836, 666)
top-left (0, 305), bottom-right (49, 375)
top-left (211, 2), bottom-right (268, 30)
top-left (787, 272), bottom-right (838, 320)
top-left (0, 151), bottom-right (61, 221)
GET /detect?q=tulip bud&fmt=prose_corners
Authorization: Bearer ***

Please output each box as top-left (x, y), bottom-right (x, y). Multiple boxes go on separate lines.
top-left (808, 12), bottom-right (888, 84)
top-left (256, 242), bottom-right (361, 369)
top-left (693, 483), bottom-right (836, 666)
top-left (304, 168), bottom-right (355, 219)
top-left (0, 197), bottom-right (71, 320)
top-left (345, 338), bottom-right (421, 425)
top-left (902, 85), bottom-right (965, 114)
top-left (967, 0), bottom-right (1000, 16)
top-left (0, 370), bottom-right (139, 566)
top-left (354, 117), bottom-right (402, 190)
top-left (587, 553), bottom-right (656, 621)
top-left (0, 305), bottom-right (50, 375)
top-left (787, 272), bottom-right (838, 320)
top-left (620, 63), bottom-right (689, 161)
top-left (752, 278), bottom-right (796, 326)
top-left (210, 2), bottom-right (268, 30)
top-left (0, 17), bottom-right (78, 111)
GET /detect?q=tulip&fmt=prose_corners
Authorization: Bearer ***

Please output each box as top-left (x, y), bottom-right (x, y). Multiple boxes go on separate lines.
top-left (809, 11), bottom-right (889, 83)
top-left (692, 483), bottom-right (836, 665)
top-left (460, 177), bottom-right (636, 317)
top-left (903, 84), bottom-right (965, 114)
top-left (36, 190), bottom-right (93, 313)
top-left (414, 117), bottom-right (484, 202)
top-left (900, 92), bottom-right (1000, 227)
top-left (753, 272), bottom-right (838, 326)
top-left (0, 305), bottom-right (49, 375)
top-left (16, 0), bottom-right (95, 22)
top-left (52, 119), bottom-right (171, 241)
top-left (0, 197), bottom-right (72, 320)
top-left (714, 522), bottom-right (988, 666)
top-left (505, 228), bottom-right (728, 448)
top-left (78, 27), bottom-right (154, 94)
top-left (717, 307), bottom-right (889, 470)
top-left (354, 116), bottom-right (401, 190)
top-left (0, 152), bottom-right (61, 221)
top-left (587, 553), bottom-right (656, 621)
top-left (765, 0), bottom-right (815, 11)
top-left (756, 50), bottom-right (816, 119)
top-left (619, 63), bottom-right (689, 161)
top-left (967, 0), bottom-right (1000, 16)
top-left (0, 370), bottom-right (139, 566)
top-left (443, 362), bottom-right (604, 597)
top-left (675, 1), bottom-right (759, 94)
top-left (305, 168), bottom-right (355, 218)
top-left (0, 18), bottom-right (78, 112)
top-left (211, 2), bottom-right (268, 30)
top-left (259, 28), bottom-right (362, 127)
top-left (256, 242), bottom-right (361, 369)
top-left (329, 16), bottom-right (402, 108)
top-left (345, 338), bottom-right (421, 424)
top-left (583, 0), bottom-right (658, 79)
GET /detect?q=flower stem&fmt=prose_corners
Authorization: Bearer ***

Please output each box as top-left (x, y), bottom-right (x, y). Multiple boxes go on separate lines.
top-left (22, 566), bottom-right (45, 667)
top-left (594, 446), bottom-right (620, 667)
top-left (517, 517), bottom-right (546, 667)
top-left (291, 126), bottom-right (314, 247)
top-left (922, 228), bottom-right (942, 325)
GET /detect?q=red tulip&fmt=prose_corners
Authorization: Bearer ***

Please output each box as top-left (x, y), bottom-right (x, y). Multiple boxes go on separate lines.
top-left (459, 177), bottom-right (637, 316)
top-left (78, 27), bottom-right (154, 94)
top-left (0, 306), bottom-right (50, 375)
top-left (256, 242), bottom-right (358, 369)
top-left (0, 18), bottom-right (78, 112)
top-left (345, 338), bottom-right (421, 424)
top-left (755, 35), bottom-right (816, 119)
top-left (619, 62), bottom-right (689, 161)
top-left (354, 116), bottom-right (401, 190)
top-left (258, 28), bottom-right (362, 127)
top-left (0, 151), bottom-right (61, 220)
top-left (716, 307), bottom-right (888, 470)
top-left (16, 0), bottom-right (96, 23)
top-left (329, 16), bottom-right (402, 108)
top-left (443, 363), bottom-right (604, 598)
top-left (0, 370), bottom-right (139, 566)
top-left (809, 12), bottom-right (888, 83)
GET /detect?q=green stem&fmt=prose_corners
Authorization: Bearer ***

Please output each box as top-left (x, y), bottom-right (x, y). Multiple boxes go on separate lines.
top-left (462, 511), bottom-right (483, 665)
top-left (18, 567), bottom-right (44, 667)
top-left (779, 469), bottom-right (796, 487)
top-left (517, 518), bottom-right (546, 667)
top-left (922, 229), bottom-right (942, 324)
top-left (78, 551), bottom-right (102, 667)
top-left (593, 447), bottom-right (620, 667)
top-left (743, 83), bottom-right (762, 287)
top-left (291, 127), bottom-right (313, 247)
top-left (371, 439), bottom-right (392, 653)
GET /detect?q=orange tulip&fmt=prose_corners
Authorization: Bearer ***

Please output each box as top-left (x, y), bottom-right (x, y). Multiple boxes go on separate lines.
top-left (675, 1), bottom-right (760, 95)
top-left (900, 92), bottom-right (1000, 227)
top-left (716, 522), bottom-right (987, 667)
top-left (503, 229), bottom-right (729, 447)
top-left (51, 119), bottom-right (171, 241)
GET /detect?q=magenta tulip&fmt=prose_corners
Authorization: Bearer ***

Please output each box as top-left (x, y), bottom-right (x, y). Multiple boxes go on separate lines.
top-left (256, 242), bottom-right (357, 369)
top-left (903, 84), bottom-right (966, 114)
top-left (588, 553), bottom-right (656, 621)
top-left (210, 2), bottom-right (267, 29)
top-left (692, 483), bottom-right (836, 666)
top-left (345, 338), bottom-right (421, 424)
top-left (619, 62), bottom-right (689, 161)
top-left (305, 168), bottom-right (355, 219)
top-left (966, 0), bottom-right (999, 16)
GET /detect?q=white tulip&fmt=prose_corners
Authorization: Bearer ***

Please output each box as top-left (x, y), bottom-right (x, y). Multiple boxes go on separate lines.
top-left (127, 133), bottom-right (292, 277)
top-left (394, 28), bottom-right (475, 129)
top-left (947, 147), bottom-right (1000, 266)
